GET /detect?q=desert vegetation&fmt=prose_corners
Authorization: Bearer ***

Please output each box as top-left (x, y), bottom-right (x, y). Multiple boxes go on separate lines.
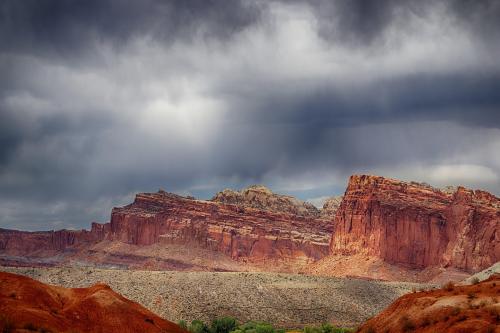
top-left (178, 317), bottom-right (353, 333)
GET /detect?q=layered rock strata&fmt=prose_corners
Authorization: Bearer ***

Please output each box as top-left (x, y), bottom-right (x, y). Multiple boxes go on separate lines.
top-left (108, 189), bottom-right (333, 264)
top-left (331, 175), bottom-right (500, 272)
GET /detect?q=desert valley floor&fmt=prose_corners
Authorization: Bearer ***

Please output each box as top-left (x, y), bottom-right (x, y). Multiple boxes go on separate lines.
top-left (0, 266), bottom-right (431, 328)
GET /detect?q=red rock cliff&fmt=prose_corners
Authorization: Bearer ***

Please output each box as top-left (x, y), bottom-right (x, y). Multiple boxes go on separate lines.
top-left (108, 188), bottom-right (333, 265)
top-left (0, 227), bottom-right (104, 256)
top-left (331, 175), bottom-right (500, 272)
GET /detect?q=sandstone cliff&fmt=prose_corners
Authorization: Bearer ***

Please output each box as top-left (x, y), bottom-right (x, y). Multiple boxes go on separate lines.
top-left (0, 227), bottom-right (102, 256)
top-left (108, 189), bottom-right (333, 266)
top-left (331, 174), bottom-right (500, 272)
top-left (1, 175), bottom-right (498, 279)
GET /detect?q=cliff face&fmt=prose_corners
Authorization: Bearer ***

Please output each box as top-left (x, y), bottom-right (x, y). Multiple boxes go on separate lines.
top-left (212, 185), bottom-right (320, 217)
top-left (108, 189), bottom-right (333, 265)
top-left (0, 227), bottom-right (103, 255)
top-left (2, 175), bottom-right (497, 277)
top-left (331, 175), bottom-right (500, 272)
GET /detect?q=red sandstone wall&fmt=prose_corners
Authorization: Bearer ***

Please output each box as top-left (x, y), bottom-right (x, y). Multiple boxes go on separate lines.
top-left (107, 192), bottom-right (333, 264)
top-left (331, 175), bottom-right (500, 272)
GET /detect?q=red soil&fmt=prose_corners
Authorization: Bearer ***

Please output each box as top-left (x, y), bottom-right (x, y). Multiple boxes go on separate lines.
top-left (357, 274), bottom-right (500, 333)
top-left (0, 271), bottom-right (185, 333)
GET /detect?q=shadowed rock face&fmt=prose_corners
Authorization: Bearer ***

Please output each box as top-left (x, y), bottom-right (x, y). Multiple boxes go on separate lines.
top-left (0, 226), bottom-right (105, 255)
top-left (0, 271), bottom-right (184, 333)
top-left (331, 175), bottom-right (500, 272)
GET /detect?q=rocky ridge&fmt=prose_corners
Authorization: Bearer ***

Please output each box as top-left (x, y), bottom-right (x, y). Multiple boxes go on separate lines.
top-left (0, 176), bottom-right (499, 280)
top-left (212, 185), bottom-right (321, 217)
top-left (357, 273), bottom-right (500, 333)
top-left (0, 271), bottom-right (183, 333)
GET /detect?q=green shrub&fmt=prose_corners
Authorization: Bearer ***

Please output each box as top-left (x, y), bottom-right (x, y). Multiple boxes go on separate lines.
top-left (178, 320), bottom-right (187, 330)
top-left (211, 317), bottom-right (238, 333)
top-left (304, 326), bottom-right (322, 333)
top-left (190, 320), bottom-right (210, 333)
top-left (231, 321), bottom-right (276, 333)
top-left (254, 323), bottom-right (274, 333)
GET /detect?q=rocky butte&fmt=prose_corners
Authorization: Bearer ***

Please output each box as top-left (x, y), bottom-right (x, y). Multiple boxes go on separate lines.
top-left (0, 185), bottom-right (335, 270)
top-left (330, 175), bottom-right (499, 273)
top-left (107, 186), bottom-right (333, 268)
top-left (0, 175), bottom-right (498, 281)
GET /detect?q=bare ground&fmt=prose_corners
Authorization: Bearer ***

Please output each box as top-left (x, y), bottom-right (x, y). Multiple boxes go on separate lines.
top-left (0, 266), bottom-right (432, 328)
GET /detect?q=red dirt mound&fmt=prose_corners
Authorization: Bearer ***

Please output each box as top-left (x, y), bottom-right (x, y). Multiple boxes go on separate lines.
top-left (0, 271), bottom-right (185, 333)
top-left (357, 274), bottom-right (500, 333)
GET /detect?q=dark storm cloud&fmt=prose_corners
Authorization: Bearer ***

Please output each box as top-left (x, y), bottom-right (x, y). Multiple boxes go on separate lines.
top-left (233, 72), bottom-right (500, 129)
top-left (0, 0), bottom-right (264, 61)
top-left (1, 0), bottom-right (500, 230)
top-left (301, 0), bottom-right (500, 46)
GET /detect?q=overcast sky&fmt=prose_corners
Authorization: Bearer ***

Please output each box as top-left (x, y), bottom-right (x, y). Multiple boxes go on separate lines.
top-left (1, 0), bottom-right (500, 230)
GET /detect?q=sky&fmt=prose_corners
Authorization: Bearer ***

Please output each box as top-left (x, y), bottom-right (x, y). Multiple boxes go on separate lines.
top-left (1, 0), bottom-right (500, 230)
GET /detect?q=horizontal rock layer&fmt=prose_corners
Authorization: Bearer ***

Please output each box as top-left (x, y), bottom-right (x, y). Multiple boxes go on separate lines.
top-left (331, 175), bottom-right (500, 272)
top-left (108, 191), bottom-right (333, 264)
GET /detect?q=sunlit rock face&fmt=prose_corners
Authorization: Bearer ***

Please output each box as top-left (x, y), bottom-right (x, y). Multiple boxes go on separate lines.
top-left (331, 174), bottom-right (500, 272)
top-left (1, 175), bottom-right (497, 277)
top-left (108, 188), bottom-right (333, 265)
top-left (212, 185), bottom-right (321, 217)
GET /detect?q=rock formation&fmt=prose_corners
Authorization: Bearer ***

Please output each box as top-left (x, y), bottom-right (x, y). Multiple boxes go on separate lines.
top-left (320, 196), bottom-right (343, 218)
top-left (0, 227), bottom-right (102, 255)
top-left (0, 271), bottom-right (184, 333)
top-left (212, 185), bottom-right (320, 217)
top-left (357, 274), bottom-right (500, 333)
top-left (331, 174), bottom-right (500, 272)
top-left (0, 176), bottom-right (498, 280)
top-left (108, 189), bottom-right (333, 266)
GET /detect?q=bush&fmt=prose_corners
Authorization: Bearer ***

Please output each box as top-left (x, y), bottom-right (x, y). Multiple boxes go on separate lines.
top-left (304, 327), bottom-right (322, 333)
top-left (467, 292), bottom-right (477, 300)
top-left (304, 324), bottom-right (352, 333)
top-left (471, 277), bottom-right (480, 285)
top-left (233, 321), bottom-right (275, 333)
top-left (321, 324), bottom-right (334, 333)
top-left (211, 317), bottom-right (238, 333)
top-left (177, 320), bottom-right (187, 330)
top-left (190, 320), bottom-right (210, 333)
top-left (443, 281), bottom-right (454, 291)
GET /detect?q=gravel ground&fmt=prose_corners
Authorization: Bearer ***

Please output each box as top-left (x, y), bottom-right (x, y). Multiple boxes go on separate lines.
top-left (0, 266), bottom-right (432, 328)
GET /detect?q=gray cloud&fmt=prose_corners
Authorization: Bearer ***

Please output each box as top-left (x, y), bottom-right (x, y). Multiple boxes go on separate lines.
top-left (0, 0), bottom-right (264, 62)
top-left (1, 0), bottom-right (500, 230)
